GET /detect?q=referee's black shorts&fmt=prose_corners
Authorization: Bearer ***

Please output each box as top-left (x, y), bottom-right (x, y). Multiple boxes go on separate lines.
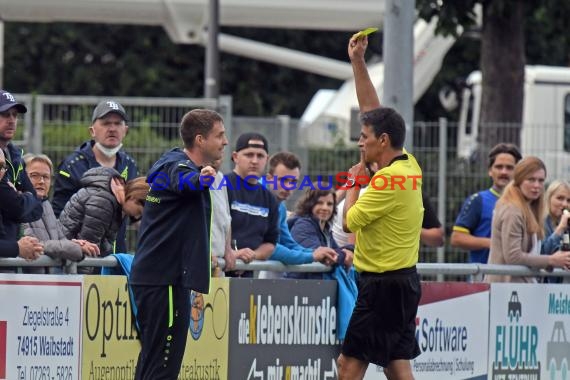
top-left (341, 266), bottom-right (421, 367)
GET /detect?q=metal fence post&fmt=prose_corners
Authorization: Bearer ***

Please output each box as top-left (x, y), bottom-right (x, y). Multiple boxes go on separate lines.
top-left (219, 95), bottom-right (233, 173)
top-left (278, 115), bottom-right (290, 152)
top-left (32, 95), bottom-right (43, 154)
top-left (65, 260), bottom-right (77, 274)
top-left (437, 117), bottom-right (448, 282)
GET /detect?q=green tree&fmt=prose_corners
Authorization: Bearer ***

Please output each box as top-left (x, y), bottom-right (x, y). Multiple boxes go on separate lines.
top-left (4, 22), bottom-right (348, 117)
top-left (417, 0), bottom-right (525, 151)
top-left (417, 0), bottom-right (570, 146)
top-left (4, 6), bottom-right (570, 121)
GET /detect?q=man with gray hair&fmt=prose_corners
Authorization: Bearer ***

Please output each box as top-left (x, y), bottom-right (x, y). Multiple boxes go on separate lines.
top-left (52, 100), bottom-right (139, 252)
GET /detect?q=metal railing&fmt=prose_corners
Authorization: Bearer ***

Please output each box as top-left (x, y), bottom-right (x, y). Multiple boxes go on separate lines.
top-left (2, 256), bottom-right (569, 282)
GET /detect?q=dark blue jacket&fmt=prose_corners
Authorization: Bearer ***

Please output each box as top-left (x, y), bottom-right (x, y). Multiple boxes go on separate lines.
top-left (4, 143), bottom-right (36, 193)
top-left (288, 215), bottom-right (346, 280)
top-left (130, 148), bottom-right (212, 293)
top-left (289, 215), bottom-right (339, 251)
top-left (1, 143), bottom-right (42, 257)
top-left (0, 175), bottom-right (43, 242)
top-left (52, 140), bottom-right (138, 252)
top-left (0, 240), bottom-right (18, 257)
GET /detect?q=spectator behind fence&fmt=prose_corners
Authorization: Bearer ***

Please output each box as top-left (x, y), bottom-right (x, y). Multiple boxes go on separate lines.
top-left (225, 132), bottom-right (279, 277)
top-left (52, 100), bottom-right (139, 253)
top-left (541, 180), bottom-right (570, 283)
top-left (289, 185), bottom-right (352, 279)
top-left (541, 180), bottom-right (570, 255)
top-left (0, 90), bottom-right (38, 194)
top-left (0, 90), bottom-right (43, 244)
top-left (485, 157), bottom-right (570, 283)
top-left (419, 192), bottom-right (445, 247)
top-left (130, 109), bottom-right (228, 379)
top-left (0, 148), bottom-right (43, 238)
top-left (261, 152), bottom-right (337, 279)
top-left (210, 158), bottom-right (236, 276)
top-left (451, 143), bottom-right (522, 264)
top-left (59, 167), bottom-right (148, 263)
top-left (0, 149), bottom-right (43, 260)
top-left (21, 154), bottom-right (99, 273)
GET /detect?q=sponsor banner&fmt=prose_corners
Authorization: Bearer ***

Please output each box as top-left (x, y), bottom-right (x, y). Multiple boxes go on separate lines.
top-left (82, 275), bottom-right (140, 380)
top-left (228, 279), bottom-right (340, 379)
top-left (0, 274), bottom-right (83, 380)
top-left (365, 282), bottom-right (490, 380)
top-left (488, 283), bottom-right (570, 380)
top-left (181, 279), bottom-right (230, 380)
top-left (81, 276), bottom-right (230, 380)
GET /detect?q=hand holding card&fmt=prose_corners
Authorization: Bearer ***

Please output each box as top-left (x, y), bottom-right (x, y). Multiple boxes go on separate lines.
top-left (354, 27), bottom-right (379, 39)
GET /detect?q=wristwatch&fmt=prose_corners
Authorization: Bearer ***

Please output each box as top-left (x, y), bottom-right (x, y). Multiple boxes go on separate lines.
top-left (345, 177), bottom-right (357, 188)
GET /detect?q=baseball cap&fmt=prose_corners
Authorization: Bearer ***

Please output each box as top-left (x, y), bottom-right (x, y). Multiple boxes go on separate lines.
top-left (91, 100), bottom-right (128, 123)
top-left (0, 90), bottom-right (27, 113)
top-left (235, 132), bottom-right (269, 153)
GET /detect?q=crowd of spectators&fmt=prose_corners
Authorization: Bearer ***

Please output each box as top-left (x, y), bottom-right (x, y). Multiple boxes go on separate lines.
top-left (1, 89), bottom-right (569, 284)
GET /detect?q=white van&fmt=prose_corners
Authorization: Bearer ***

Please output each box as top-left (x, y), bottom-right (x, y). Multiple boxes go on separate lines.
top-left (457, 65), bottom-right (570, 178)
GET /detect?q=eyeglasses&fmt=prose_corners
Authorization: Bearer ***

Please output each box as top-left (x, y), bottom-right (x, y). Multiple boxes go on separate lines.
top-left (28, 173), bottom-right (51, 182)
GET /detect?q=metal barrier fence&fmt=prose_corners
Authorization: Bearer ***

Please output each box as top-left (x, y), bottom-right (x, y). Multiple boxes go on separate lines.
top-left (28, 94), bottom-right (233, 173)
top-left (2, 256), bottom-right (569, 283)
top-left (9, 94), bottom-right (570, 266)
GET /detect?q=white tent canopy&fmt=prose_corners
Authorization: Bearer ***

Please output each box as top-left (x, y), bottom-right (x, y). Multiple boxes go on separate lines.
top-left (0, 0), bottom-right (385, 44)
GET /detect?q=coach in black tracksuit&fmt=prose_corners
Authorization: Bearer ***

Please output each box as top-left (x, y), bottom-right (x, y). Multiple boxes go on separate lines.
top-left (130, 109), bottom-right (228, 380)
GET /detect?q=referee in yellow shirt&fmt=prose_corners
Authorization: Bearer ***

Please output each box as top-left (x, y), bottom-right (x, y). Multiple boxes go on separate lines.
top-left (337, 34), bottom-right (424, 380)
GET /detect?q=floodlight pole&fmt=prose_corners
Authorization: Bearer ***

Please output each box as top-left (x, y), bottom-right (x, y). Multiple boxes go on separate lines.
top-left (204, 0), bottom-right (220, 99)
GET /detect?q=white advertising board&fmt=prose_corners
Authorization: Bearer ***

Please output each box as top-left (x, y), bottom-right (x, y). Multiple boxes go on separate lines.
top-left (365, 282), bottom-right (490, 380)
top-left (488, 283), bottom-right (570, 380)
top-left (0, 274), bottom-right (83, 380)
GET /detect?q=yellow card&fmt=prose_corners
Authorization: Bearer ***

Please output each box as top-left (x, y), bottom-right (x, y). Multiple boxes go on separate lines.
top-left (354, 27), bottom-right (379, 38)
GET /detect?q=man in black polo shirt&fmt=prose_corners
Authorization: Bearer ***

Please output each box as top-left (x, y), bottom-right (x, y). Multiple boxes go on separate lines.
top-left (225, 132), bottom-right (279, 276)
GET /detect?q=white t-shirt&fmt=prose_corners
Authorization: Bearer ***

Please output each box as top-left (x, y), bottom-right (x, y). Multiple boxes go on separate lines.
top-left (211, 171), bottom-right (231, 257)
top-left (332, 188), bottom-right (366, 246)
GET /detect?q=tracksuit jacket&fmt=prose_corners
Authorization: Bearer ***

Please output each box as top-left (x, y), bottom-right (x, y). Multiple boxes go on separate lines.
top-left (130, 148), bottom-right (212, 293)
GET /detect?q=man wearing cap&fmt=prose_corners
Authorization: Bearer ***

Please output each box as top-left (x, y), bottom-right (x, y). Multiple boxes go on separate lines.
top-left (0, 90), bottom-right (43, 243)
top-left (52, 100), bottom-right (138, 252)
top-left (0, 134), bottom-right (43, 261)
top-left (0, 90), bottom-right (38, 193)
top-left (225, 132), bottom-right (279, 276)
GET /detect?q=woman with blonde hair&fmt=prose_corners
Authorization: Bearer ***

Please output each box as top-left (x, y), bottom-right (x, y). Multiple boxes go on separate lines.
top-left (22, 153), bottom-right (99, 272)
top-left (541, 180), bottom-right (570, 283)
top-left (485, 156), bottom-right (570, 283)
top-left (542, 180), bottom-right (570, 255)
